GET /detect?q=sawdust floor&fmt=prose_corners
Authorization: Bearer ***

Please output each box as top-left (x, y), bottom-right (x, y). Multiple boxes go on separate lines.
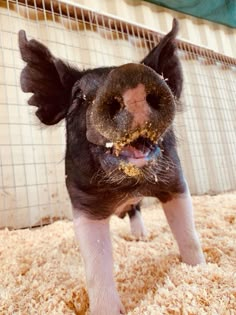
top-left (0, 193), bottom-right (236, 315)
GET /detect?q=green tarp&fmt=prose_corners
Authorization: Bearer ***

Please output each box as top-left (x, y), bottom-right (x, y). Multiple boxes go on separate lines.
top-left (144, 0), bottom-right (236, 28)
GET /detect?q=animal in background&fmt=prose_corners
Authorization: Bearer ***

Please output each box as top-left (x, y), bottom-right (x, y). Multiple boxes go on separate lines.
top-left (19, 18), bottom-right (205, 315)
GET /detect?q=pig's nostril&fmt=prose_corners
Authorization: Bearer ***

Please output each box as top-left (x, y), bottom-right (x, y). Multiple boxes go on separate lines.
top-left (108, 98), bottom-right (122, 119)
top-left (146, 93), bottom-right (161, 110)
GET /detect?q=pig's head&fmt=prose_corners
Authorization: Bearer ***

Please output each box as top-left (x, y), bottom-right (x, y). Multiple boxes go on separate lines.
top-left (19, 18), bottom-right (182, 185)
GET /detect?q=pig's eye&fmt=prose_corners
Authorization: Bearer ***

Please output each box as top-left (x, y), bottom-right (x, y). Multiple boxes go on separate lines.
top-left (108, 98), bottom-right (122, 119)
top-left (146, 93), bottom-right (161, 110)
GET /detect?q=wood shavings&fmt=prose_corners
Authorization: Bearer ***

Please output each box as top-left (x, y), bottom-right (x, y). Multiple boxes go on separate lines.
top-left (0, 193), bottom-right (235, 314)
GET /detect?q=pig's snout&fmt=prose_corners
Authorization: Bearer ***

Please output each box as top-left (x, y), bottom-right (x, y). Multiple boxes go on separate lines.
top-left (122, 83), bottom-right (151, 128)
top-left (90, 63), bottom-right (176, 143)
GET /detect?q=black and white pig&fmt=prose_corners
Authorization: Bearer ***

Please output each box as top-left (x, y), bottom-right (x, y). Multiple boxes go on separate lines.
top-left (19, 18), bottom-right (205, 315)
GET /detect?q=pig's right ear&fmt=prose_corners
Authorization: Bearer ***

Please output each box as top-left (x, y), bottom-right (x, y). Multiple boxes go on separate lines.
top-left (141, 18), bottom-right (183, 98)
top-left (19, 30), bottom-right (82, 125)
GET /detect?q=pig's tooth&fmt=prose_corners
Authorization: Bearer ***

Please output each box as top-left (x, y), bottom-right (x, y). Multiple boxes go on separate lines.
top-left (105, 142), bottom-right (114, 148)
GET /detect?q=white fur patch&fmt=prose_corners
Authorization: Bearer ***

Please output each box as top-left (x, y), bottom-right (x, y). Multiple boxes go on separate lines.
top-left (73, 214), bottom-right (125, 315)
top-left (162, 185), bottom-right (205, 265)
top-left (130, 210), bottom-right (147, 238)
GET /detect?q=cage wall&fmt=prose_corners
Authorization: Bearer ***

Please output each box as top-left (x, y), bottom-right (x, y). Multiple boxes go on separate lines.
top-left (0, 0), bottom-right (236, 229)
top-left (72, 0), bottom-right (236, 59)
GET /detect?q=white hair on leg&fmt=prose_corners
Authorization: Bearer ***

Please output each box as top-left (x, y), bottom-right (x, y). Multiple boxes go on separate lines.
top-left (130, 210), bottom-right (147, 238)
top-left (162, 183), bottom-right (205, 266)
top-left (73, 213), bottom-right (125, 315)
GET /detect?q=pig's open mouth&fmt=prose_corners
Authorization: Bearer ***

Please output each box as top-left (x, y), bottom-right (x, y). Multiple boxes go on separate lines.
top-left (104, 130), bottom-right (162, 176)
top-left (114, 136), bottom-right (161, 167)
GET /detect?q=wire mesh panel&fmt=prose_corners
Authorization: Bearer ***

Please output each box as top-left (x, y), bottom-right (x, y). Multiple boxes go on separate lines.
top-left (0, 0), bottom-right (235, 228)
top-left (176, 47), bottom-right (236, 195)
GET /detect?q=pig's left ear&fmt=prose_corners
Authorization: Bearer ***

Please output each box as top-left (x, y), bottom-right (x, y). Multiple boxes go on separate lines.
top-left (141, 18), bottom-right (183, 98)
top-left (19, 30), bottom-right (82, 125)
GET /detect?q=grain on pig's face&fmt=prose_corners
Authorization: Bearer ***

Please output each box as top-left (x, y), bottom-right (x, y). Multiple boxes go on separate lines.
top-left (66, 62), bottom-right (177, 182)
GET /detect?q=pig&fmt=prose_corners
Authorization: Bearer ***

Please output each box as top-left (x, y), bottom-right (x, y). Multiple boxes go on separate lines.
top-left (18, 18), bottom-right (205, 315)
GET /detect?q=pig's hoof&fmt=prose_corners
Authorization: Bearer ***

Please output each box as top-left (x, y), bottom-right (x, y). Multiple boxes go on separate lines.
top-left (90, 306), bottom-right (125, 315)
top-left (90, 294), bottom-right (125, 315)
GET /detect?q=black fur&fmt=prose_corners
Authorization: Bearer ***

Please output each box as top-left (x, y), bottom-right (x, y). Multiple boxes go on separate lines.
top-left (18, 30), bottom-right (82, 125)
top-left (127, 204), bottom-right (141, 219)
top-left (19, 19), bottom-right (186, 220)
top-left (141, 18), bottom-right (183, 98)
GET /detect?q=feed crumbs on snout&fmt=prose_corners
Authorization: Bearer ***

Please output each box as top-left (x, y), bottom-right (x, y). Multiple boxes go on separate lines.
top-left (119, 162), bottom-right (141, 177)
top-left (114, 125), bottom-right (158, 154)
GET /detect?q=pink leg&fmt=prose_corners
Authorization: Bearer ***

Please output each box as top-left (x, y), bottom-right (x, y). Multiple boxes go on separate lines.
top-left (129, 210), bottom-right (147, 238)
top-left (162, 185), bottom-right (205, 265)
top-left (73, 214), bottom-right (125, 315)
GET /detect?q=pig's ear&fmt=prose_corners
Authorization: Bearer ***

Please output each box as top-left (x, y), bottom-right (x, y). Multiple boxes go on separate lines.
top-left (141, 18), bottom-right (183, 98)
top-left (19, 30), bottom-right (82, 125)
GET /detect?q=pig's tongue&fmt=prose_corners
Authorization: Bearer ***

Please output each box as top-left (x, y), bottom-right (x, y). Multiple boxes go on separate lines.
top-left (118, 145), bottom-right (150, 167)
top-left (119, 145), bottom-right (150, 159)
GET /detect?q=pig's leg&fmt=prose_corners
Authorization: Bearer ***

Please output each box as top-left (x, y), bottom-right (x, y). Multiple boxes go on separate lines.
top-left (73, 213), bottom-right (125, 315)
top-left (162, 185), bottom-right (205, 265)
top-left (128, 204), bottom-right (147, 238)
